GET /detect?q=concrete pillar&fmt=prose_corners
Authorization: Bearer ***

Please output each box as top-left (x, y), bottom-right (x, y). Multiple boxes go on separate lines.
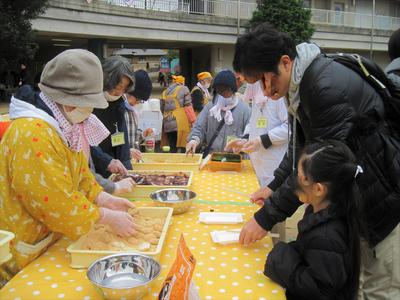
top-left (88, 39), bottom-right (107, 61)
top-left (210, 44), bottom-right (235, 74)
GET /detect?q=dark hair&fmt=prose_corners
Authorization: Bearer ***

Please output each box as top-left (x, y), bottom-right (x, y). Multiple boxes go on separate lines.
top-left (102, 55), bottom-right (135, 92)
top-left (212, 69), bottom-right (237, 93)
top-left (127, 70), bottom-right (152, 101)
top-left (299, 139), bottom-right (362, 300)
top-left (233, 23), bottom-right (297, 77)
top-left (388, 28), bottom-right (400, 61)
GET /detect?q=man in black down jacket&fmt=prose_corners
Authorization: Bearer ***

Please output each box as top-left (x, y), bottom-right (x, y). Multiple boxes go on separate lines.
top-left (233, 24), bottom-right (400, 299)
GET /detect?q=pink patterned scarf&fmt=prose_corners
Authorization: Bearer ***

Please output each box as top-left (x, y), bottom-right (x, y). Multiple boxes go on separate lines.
top-left (40, 93), bottom-right (110, 159)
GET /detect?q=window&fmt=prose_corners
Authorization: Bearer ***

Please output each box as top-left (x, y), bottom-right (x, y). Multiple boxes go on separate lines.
top-left (303, 0), bottom-right (311, 8)
top-left (333, 2), bottom-right (345, 25)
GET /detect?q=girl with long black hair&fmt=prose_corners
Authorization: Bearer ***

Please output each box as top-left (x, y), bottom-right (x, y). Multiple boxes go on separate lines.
top-left (264, 140), bottom-right (363, 300)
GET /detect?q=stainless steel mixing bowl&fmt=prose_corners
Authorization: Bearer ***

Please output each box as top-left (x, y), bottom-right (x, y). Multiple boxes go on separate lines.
top-left (150, 188), bottom-right (197, 215)
top-left (86, 253), bottom-right (161, 300)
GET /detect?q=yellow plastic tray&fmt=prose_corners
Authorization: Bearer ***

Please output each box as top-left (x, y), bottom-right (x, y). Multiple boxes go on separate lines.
top-left (132, 153), bottom-right (202, 171)
top-left (67, 207), bottom-right (173, 268)
top-left (208, 153), bottom-right (242, 172)
top-left (111, 170), bottom-right (193, 198)
top-left (0, 230), bottom-right (15, 265)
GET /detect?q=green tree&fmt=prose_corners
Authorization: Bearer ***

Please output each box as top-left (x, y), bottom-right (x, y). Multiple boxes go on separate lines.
top-left (0, 0), bottom-right (49, 72)
top-left (249, 0), bottom-right (314, 44)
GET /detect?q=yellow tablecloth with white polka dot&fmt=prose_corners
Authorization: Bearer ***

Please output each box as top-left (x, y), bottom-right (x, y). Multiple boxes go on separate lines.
top-left (0, 162), bottom-right (286, 300)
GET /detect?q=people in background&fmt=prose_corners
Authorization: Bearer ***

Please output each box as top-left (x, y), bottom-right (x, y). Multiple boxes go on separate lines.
top-left (191, 71), bottom-right (213, 114)
top-left (18, 62), bottom-right (30, 87)
top-left (0, 50), bottom-right (136, 287)
top-left (92, 56), bottom-right (135, 178)
top-left (161, 75), bottom-right (193, 153)
top-left (186, 70), bottom-right (251, 155)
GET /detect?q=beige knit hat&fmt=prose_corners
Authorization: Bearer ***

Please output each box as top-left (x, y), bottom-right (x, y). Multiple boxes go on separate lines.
top-left (38, 49), bottom-right (108, 109)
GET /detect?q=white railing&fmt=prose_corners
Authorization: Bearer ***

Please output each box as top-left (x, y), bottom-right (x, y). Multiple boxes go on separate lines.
top-left (311, 8), bottom-right (400, 31)
top-left (102, 0), bottom-right (257, 19)
top-left (101, 1), bottom-right (400, 29)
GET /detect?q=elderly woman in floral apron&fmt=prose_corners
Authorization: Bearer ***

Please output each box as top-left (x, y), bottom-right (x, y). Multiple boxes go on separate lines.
top-left (0, 50), bottom-right (136, 287)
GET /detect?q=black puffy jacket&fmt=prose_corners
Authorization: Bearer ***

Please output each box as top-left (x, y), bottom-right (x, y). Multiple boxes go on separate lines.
top-left (265, 206), bottom-right (353, 300)
top-left (254, 54), bottom-right (400, 246)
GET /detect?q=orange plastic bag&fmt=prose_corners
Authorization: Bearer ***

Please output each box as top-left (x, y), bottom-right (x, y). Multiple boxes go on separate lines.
top-left (184, 105), bottom-right (197, 124)
top-left (159, 235), bottom-right (197, 300)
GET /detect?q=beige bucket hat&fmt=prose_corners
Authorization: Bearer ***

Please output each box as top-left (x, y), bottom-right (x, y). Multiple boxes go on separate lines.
top-left (38, 49), bottom-right (108, 109)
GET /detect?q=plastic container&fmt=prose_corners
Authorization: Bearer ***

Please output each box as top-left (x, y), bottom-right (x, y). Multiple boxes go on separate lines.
top-left (67, 207), bottom-right (173, 268)
top-left (208, 152), bottom-right (242, 172)
top-left (144, 136), bottom-right (155, 152)
top-left (148, 99), bottom-right (161, 111)
top-left (132, 153), bottom-right (202, 172)
top-left (110, 170), bottom-right (194, 198)
top-left (0, 230), bottom-right (15, 264)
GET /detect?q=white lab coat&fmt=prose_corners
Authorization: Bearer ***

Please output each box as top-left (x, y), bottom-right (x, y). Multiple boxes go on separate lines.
top-left (244, 82), bottom-right (289, 187)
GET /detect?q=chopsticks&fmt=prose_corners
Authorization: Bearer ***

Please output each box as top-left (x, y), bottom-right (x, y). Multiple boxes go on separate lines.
top-left (221, 187), bottom-right (251, 198)
top-left (224, 228), bottom-right (280, 238)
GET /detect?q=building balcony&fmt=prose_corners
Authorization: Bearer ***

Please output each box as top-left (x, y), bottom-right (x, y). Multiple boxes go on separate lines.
top-left (102, 0), bottom-right (400, 31)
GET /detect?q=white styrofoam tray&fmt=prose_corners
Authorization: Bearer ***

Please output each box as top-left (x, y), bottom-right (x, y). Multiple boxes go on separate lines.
top-left (210, 230), bottom-right (240, 245)
top-left (198, 212), bottom-right (244, 224)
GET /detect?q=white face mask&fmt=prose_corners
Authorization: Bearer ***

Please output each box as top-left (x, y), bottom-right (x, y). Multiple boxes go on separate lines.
top-left (203, 83), bottom-right (211, 89)
top-left (219, 95), bottom-right (235, 106)
top-left (103, 91), bottom-right (121, 102)
top-left (64, 106), bottom-right (93, 124)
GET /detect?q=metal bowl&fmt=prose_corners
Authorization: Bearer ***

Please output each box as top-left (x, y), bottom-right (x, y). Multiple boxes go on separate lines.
top-left (150, 188), bottom-right (196, 215)
top-left (87, 253), bottom-right (161, 300)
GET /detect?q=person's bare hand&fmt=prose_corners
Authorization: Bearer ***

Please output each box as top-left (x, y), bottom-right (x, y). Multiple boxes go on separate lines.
top-left (241, 137), bottom-right (262, 153)
top-left (249, 186), bottom-right (272, 205)
top-left (130, 149), bottom-right (143, 161)
top-left (224, 139), bottom-right (247, 153)
top-left (239, 217), bottom-right (268, 246)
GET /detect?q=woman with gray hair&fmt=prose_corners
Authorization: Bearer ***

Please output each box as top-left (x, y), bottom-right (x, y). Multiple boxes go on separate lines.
top-left (91, 55), bottom-right (136, 178)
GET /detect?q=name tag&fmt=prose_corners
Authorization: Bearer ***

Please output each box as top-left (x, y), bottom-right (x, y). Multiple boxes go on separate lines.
top-left (256, 117), bottom-right (268, 129)
top-left (111, 132), bottom-right (125, 147)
